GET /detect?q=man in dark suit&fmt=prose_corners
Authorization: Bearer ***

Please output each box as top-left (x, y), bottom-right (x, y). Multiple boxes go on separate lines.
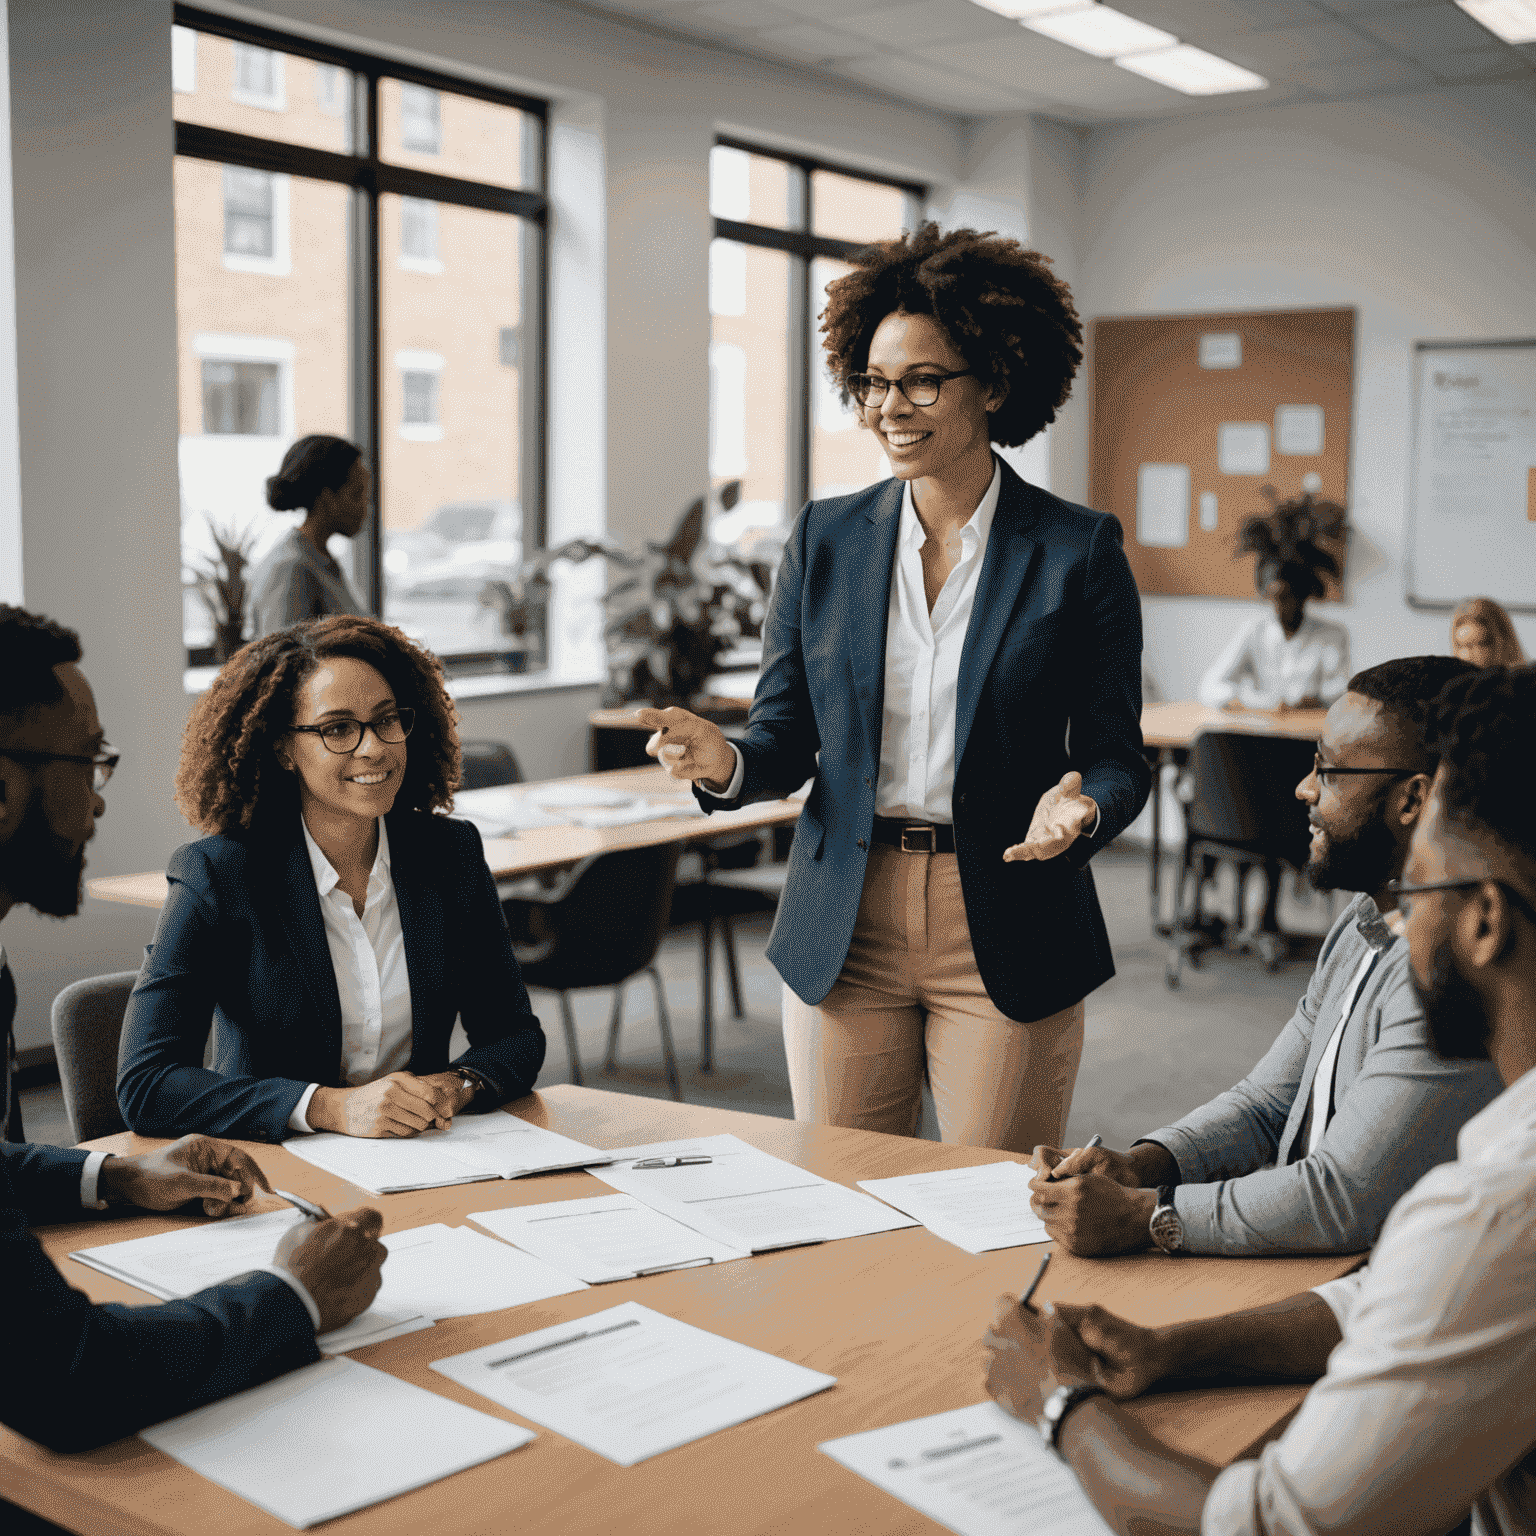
top-left (0, 604), bottom-right (385, 1486)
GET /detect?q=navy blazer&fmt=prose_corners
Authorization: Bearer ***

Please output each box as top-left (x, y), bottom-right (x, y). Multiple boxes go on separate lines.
top-left (698, 460), bottom-right (1150, 1022)
top-left (1, 1139), bottom-right (317, 1451)
top-left (118, 810), bottom-right (547, 1143)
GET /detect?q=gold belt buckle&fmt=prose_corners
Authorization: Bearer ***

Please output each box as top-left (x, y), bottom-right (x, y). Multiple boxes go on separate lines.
top-left (900, 824), bottom-right (936, 854)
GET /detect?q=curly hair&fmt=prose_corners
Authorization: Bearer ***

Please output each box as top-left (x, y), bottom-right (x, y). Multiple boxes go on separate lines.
top-left (1451, 596), bottom-right (1526, 667)
top-left (175, 615), bottom-right (461, 834)
top-left (819, 223), bottom-right (1082, 448)
top-left (1430, 665), bottom-right (1536, 863)
top-left (0, 604), bottom-right (82, 733)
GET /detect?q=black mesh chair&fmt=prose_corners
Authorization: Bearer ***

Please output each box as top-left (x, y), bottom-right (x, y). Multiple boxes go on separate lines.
top-left (511, 843), bottom-right (685, 1101)
top-left (1165, 730), bottom-right (1316, 987)
top-left (50, 972), bottom-right (137, 1142)
top-left (459, 740), bottom-right (523, 791)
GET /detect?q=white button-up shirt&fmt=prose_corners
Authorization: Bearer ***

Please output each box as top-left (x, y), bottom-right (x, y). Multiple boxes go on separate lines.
top-left (1203, 1061), bottom-right (1536, 1536)
top-left (287, 816), bottom-right (413, 1132)
top-left (1198, 612), bottom-right (1351, 712)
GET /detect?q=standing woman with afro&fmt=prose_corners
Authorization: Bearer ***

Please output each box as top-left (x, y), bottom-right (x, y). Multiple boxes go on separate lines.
top-left (249, 435), bottom-right (371, 637)
top-left (638, 225), bottom-right (1150, 1154)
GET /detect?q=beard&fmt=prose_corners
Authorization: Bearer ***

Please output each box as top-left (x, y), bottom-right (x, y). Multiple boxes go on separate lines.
top-left (0, 788), bottom-right (87, 917)
top-left (1413, 939), bottom-right (1493, 1061)
top-left (1307, 809), bottom-right (1398, 895)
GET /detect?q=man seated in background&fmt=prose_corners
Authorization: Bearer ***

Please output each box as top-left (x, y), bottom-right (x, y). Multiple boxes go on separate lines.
top-left (0, 604), bottom-right (386, 1470)
top-left (984, 664), bottom-right (1536, 1536)
top-left (1029, 657), bottom-right (1502, 1258)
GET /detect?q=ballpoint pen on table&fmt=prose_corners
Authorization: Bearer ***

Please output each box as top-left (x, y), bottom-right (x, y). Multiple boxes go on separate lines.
top-left (631, 1155), bottom-right (713, 1169)
top-left (272, 1188), bottom-right (333, 1221)
top-left (1045, 1133), bottom-right (1102, 1183)
top-left (1020, 1251), bottom-right (1051, 1312)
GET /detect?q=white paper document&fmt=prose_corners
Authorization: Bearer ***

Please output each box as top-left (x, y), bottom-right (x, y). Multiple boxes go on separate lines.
top-left (1218, 421), bottom-right (1271, 476)
top-left (590, 1133), bottom-right (919, 1253)
top-left (1275, 403), bottom-right (1324, 455)
top-left (1135, 463), bottom-right (1190, 548)
top-left (283, 1114), bottom-right (612, 1195)
top-left (377, 1223), bottom-right (588, 1318)
top-left (820, 1401), bottom-right (1114, 1536)
top-left (470, 1194), bottom-right (749, 1283)
top-left (1198, 331), bottom-right (1242, 370)
top-left (69, 1209), bottom-right (431, 1353)
top-left (525, 781), bottom-right (640, 809)
top-left (857, 1162), bottom-right (1049, 1255)
top-left (563, 797), bottom-right (706, 829)
top-left (431, 1301), bottom-right (835, 1466)
top-left (142, 1355), bottom-right (533, 1529)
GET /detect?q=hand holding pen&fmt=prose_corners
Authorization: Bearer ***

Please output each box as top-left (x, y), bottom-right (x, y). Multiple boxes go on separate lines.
top-left (1041, 1134), bottom-right (1103, 1183)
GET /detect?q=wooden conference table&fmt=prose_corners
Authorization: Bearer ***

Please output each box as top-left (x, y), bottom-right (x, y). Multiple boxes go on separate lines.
top-left (5, 1088), bottom-right (1360, 1536)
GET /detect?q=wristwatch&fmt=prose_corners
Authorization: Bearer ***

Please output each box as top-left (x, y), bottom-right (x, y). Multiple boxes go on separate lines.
top-left (1149, 1184), bottom-right (1184, 1254)
top-left (455, 1067), bottom-right (491, 1101)
top-left (1038, 1382), bottom-right (1105, 1456)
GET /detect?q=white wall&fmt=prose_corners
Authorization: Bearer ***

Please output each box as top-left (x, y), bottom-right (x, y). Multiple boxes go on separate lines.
top-left (1067, 81), bottom-right (1536, 702)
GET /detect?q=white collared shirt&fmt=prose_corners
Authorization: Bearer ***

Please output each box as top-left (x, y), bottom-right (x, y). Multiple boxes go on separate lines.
top-left (1204, 1062), bottom-right (1536, 1536)
top-left (287, 816), bottom-right (413, 1133)
top-left (1198, 612), bottom-right (1350, 712)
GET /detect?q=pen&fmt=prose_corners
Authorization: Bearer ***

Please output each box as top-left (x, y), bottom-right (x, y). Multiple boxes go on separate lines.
top-left (631, 1155), bottom-right (713, 1169)
top-left (272, 1188), bottom-right (332, 1221)
top-left (1045, 1133), bottom-right (1102, 1183)
top-left (1020, 1251), bottom-right (1051, 1312)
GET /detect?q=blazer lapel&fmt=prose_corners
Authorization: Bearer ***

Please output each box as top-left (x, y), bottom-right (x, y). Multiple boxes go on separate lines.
top-left (271, 831), bottom-right (343, 1071)
top-left (386, 814), bottom-right (446, 1066)
top-left (848, 478), bottom-right (905, 759)
top-left (954, 466), bottom-right (1041, 773)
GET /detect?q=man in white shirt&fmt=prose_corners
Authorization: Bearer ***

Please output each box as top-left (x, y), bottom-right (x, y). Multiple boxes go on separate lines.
top-left (982, 663), bottom-right (1536, 1536)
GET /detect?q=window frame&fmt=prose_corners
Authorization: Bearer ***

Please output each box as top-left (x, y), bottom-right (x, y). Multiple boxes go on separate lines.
top-left (173, 2), bottom-right (549, 631)
top-left (710, 137), bottom-right (924, 515)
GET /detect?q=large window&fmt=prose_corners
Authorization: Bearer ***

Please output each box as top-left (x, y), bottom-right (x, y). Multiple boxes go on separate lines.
top-left (172, 7), bottom-right (546, 678)
top-left (708, 142), bottom-right (922, 542)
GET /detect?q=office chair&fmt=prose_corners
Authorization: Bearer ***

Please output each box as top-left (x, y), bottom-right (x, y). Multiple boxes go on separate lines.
top-left (1164, 730), bottom-right (1315, 988)
top-left (50, 971), bottom-right (138, 1142)
top-left (459, 739), bottom-right (523, 791)
top-left (699, 835), bottom-right (786, 1073)
top-left (510, 843), bottom-right (685, 1101)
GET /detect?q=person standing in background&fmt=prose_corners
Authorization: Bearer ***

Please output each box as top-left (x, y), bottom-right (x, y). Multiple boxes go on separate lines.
top-left (1451, 595), bottom-right (1525, 669)
top-left (249, 435), bottom-right (370, 637)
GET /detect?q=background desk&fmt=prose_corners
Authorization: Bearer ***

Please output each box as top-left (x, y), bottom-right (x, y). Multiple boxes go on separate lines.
top-left (6, 1088), bottom-right (1360, 1536)
top-left (85, 766), bottom-right (804, 913)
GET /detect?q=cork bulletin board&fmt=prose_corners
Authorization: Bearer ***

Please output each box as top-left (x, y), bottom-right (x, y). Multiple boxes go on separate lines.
top-left (1089, 307), bottom-right (1356, 599)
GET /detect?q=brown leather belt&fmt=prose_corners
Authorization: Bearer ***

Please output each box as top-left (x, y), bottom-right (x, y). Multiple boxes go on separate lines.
top-left (871, 817), bottom-right (956, 854)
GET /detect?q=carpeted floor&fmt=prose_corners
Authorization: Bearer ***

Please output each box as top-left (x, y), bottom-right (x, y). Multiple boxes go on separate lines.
top-left (19, 845), bottom-right (1340, 1155)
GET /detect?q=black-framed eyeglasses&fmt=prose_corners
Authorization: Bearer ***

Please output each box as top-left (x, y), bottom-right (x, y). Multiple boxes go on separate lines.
top-left (845, 369), bottom-right (973, 408)
top-left (0, 746), bottom-right (119, 791)
top-left (288, 709), bottom-right (415, 755)
top-left (1312, 752), bottom-right (1422, 787)
top-left (1386, 876), bottom-right (1536, 923)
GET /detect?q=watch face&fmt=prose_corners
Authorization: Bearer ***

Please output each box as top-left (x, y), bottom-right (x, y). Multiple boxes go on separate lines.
top-left (1150, 1207), bottom-right (1181, 1252)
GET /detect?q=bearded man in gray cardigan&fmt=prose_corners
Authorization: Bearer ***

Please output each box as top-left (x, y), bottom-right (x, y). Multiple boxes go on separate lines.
top-left (1029, 657), bottom-right (1504, 1257)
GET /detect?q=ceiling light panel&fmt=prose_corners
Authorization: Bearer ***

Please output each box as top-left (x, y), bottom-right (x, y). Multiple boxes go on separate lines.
top-left (969, 0), bottom-right (1087, 16)
top-left (1024, 4), bottom-right (1180, 57)
top-left (1455, 0), bottom-right (1536, 44)
top-left (1117, 43), bottom-right (1269, 93)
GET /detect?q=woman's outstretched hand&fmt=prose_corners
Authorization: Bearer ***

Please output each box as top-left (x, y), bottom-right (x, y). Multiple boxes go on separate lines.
top-left (634, 707), bottom-right (738, 792)
top-left (1004, 772), bottom-right (1099, 862)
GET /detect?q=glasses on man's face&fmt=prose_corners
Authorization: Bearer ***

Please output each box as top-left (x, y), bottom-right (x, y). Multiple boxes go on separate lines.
top-left (1386, 875), bottom-right (1536, 923)
top-left (845, 369), bottom-right (974, 409)
top-left (1311, 752), bottom-right (1421, 788)
top-left (0, 746), bottom-right (119, 791)
top-left (289, 708), bottom-right (415, 756)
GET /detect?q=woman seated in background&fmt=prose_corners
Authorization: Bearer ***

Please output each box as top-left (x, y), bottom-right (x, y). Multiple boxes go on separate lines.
top-left (1451, 595), bottom-right (1525, 668)
top-left (117, 615), bottom-right (546, 1143)
top-left (249, 435), bottom-right (370, 637)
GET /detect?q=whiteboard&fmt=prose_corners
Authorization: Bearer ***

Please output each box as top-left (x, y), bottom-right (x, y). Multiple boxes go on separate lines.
top-left (1406, 338), bottom-right (1536, 612)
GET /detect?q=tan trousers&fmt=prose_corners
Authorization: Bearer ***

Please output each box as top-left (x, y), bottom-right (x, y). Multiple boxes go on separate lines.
top-left (782, 845), bottom-right (1085, 1152)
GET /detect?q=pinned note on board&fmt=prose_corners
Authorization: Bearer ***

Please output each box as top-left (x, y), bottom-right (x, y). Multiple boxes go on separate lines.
top-left (1276, 404), bottom-right (1325, 455)
top-left (1199, 491), bottom-right (1219, 531)
top-left (1218, 422), bottom-right (1271, 476)
top-left (1199, 332), bottom-right (1242, 369)
top-left (1136, 463), bottom-right (1190, 547)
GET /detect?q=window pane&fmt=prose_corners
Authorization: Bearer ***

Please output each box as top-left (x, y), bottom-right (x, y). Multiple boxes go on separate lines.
top-left (175, 157), bottom-right (354, 666)
top-left (379, 79), bottom-right (534, 191)
top-left (811, 169), bottom-right (908, 246)
top-left (810, 258), bottom-right (891, 501)
top-left (174, 30), bottom-right (353, 153)
top-left (380, 194), bottom-right (532, 666)
top-left (709, 145), bottom-right (793, 229)
top-left (709, 241), bottom-right (790, 542)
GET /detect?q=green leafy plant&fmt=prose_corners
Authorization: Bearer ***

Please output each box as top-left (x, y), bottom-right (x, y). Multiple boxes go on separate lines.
top-left (1236, 486), bottom-right (1348, 601)
top-left (189, 517), bottom-right (260, 663)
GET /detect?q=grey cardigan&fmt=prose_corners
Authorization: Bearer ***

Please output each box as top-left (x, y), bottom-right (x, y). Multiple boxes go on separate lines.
top-left (249, 528), bottom-right (365, 637)
top-left (1143, 893), bottom-right (1503, 1256)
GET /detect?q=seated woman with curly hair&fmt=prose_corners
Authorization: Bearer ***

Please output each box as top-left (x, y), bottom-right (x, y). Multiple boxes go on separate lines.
top-left (117, 616), bottom-right (546, 1142)
top-left (636, 224), bottom-right (1149, 1155)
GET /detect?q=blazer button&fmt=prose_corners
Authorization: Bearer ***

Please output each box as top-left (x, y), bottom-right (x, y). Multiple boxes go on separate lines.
top-left (857, 838), bottom-right (866, 849)
top-left (864, 776), bottom-right (871, 788)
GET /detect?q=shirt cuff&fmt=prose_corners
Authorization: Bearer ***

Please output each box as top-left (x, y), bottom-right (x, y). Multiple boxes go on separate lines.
top-left (699, 743), bottom-right (745, 800)
top-left (1083, 797), bottom-right (1100, 838)
top-left (1311, 1269), bottom-right (1365, 1330)
top-left (260, 1264), bottom-right (323, 1331)
top-left (287, 1083), bottom-right (321, 1134)
top-left (80, 1151), bottom-right (112, 1211)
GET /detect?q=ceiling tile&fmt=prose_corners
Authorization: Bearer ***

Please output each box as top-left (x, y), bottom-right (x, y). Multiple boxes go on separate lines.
top-left (832, 0), bottom-right (1024, 49)
top-left (1351, 2), bottom-right (1502, 52)
top-left (924, 28), bottom-right (1119, 89)
top-left (763, 0), bottom-right (916, 17)
top-left (1294, 52), bottom-right (1434, 90)
top-left (1112, 0), bottom-right (1332, 38)
top-left (1425, 44), bottom-right (1532, 79)
top-left (747, 20), bottom-right (880, 59)
top-left (831, 52), bottom-right (1044, 111)
top-left (674, 0), bottom-right (807, 33)
top-left (1217, 19), bottom-right (1387, 71)
top-left (573, 0), bottom-right (711, 13)
top-left (1309, 0), bottom-right (1421, 12)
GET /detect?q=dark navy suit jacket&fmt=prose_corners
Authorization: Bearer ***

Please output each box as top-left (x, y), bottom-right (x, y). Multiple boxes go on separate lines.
top-left (117, 810), bottom-right (546, 1142)
top-left (697, 460), bottom-right (1150, 1022)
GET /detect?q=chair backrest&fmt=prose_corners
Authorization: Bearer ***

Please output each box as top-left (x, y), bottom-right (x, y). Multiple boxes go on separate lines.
top-left (459, 739), bottom-right (524, 791)
top-left (1185, 731), bottom-right (1315, 865)
top-left (515, 843), bottom-right (682, 992)
top-left (50, 971), bottom-right (138, 1143)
